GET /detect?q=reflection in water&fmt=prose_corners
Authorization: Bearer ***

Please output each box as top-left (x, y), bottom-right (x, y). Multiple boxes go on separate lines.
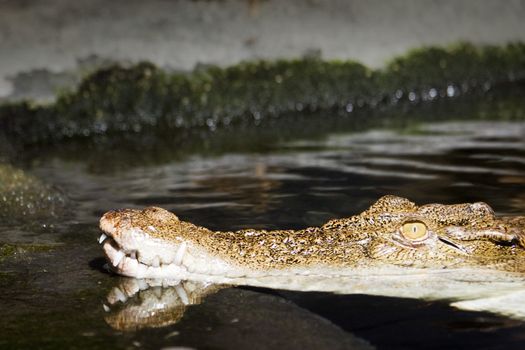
top-left (103, 279), bottom-right (375, 350)
top-left (190, 161), bottom-right (281, 215)
top-left (104, 270), bottom-right (525, 324)
top-left (35, 120), bottom-right (525, 231)
top-left (103, 275), bottom-right (525, 349)
top-left (104, 278), bottom-right (222, 331)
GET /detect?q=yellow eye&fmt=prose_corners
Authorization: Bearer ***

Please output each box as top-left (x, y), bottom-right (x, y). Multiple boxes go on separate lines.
top-left (401, 221), bottom-right (428, 240)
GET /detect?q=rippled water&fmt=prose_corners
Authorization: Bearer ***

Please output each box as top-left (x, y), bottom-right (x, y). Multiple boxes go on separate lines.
top-left (2, 95), bottom-right (525, 349)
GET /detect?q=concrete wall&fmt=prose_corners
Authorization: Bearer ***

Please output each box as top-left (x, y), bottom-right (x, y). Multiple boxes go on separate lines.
top-left (1, 0), bottom-right (525, 100)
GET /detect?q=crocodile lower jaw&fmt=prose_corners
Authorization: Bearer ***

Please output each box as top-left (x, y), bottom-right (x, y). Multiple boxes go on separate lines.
top-left (102, 238), bottom-right (188, 279)
top-left (101, 234), bottom-right (258, 281)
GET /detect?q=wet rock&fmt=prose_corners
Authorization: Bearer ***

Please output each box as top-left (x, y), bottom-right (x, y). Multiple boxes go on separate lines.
top-left (174, 287), bottom-right (375, 350)
top-left (0, 243), bottom-right (57, 263)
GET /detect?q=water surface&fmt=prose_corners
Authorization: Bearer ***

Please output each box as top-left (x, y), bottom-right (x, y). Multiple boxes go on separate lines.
top-left (1, 95), bottom-right (525, 349)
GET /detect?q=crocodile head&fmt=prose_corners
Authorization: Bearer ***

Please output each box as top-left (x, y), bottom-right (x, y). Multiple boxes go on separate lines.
top-left (99, 196), bottom-right (525, 283)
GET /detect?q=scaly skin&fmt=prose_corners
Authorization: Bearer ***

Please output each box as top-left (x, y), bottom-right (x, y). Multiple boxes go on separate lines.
top-left (99, 195), bottom-right (525, 281)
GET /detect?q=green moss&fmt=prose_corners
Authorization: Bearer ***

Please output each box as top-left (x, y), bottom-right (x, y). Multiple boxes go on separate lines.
top-left (380, 42), bottom-right (525, 91)
top-left (1, 42), bottom-right (525, 145)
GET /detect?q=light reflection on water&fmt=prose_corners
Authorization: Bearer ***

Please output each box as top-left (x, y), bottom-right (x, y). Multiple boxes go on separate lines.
top-left (34, 120), bottom-right (525, 230)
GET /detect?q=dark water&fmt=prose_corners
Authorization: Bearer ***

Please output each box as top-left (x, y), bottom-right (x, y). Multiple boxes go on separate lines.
top-left (1, 93), bottom-right (525, 349)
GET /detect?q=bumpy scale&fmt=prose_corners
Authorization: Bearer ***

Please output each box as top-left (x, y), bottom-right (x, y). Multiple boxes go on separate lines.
top-left (99, 195), bottom-right (525, 280)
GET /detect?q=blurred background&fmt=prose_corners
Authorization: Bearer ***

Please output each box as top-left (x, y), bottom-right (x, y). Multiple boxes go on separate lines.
top-left (2, 0), bottom-right (525, 101)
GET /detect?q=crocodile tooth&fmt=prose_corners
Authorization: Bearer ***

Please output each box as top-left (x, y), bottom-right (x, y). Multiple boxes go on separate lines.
top-left (112, 250), bottom-right (125, 267)
top-left (102, 304), bottom-right (110, 312)
top-left (174, 242), bottom-right (187, 266)
top-left (152, 256), bottom-right (160, 267)
top-left (136, 263), bottom-right (147, 278)
top-left (137, 279), bottom-right (149, 290)
top-left (175, 284), bottom-right (189, 305)
top-left (98, 233), bottom-right (107, 244)
top-left (113, 288), bottom-right (127, 303)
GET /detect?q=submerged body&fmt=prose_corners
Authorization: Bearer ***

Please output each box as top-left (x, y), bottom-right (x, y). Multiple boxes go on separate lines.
top-left (100, 196), bottom-right (525, 287)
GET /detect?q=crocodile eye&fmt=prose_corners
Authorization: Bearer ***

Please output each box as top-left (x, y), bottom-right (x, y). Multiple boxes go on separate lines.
top-left (401, 221), bottom-right (428, 240)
